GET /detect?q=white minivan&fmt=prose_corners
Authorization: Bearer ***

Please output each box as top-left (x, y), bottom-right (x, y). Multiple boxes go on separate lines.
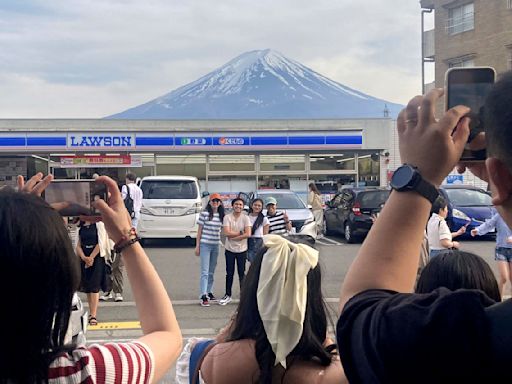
top-left (137, 176), bottom-right (205, 242)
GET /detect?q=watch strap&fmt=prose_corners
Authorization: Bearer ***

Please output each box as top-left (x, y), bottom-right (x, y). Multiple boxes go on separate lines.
top-left (414, 177), bottom-right (439, 204)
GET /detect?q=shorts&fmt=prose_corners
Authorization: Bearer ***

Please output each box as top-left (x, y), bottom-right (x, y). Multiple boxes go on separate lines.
top-left (495, 247), bottom-right (512, 262)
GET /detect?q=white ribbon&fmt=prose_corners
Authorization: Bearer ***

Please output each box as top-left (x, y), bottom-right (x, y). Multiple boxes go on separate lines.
top-left (257, 234), bottom-right (319, 368)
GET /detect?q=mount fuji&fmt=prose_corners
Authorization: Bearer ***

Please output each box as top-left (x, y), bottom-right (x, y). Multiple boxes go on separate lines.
top-left (107, 49), bottom-right (402, 119)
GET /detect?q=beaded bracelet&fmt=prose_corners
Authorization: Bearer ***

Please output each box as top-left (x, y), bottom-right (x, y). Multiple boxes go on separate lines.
top-left (114, 236), bottom-right (141, 253)
top-left (113, 227), bottom-right (139, 253)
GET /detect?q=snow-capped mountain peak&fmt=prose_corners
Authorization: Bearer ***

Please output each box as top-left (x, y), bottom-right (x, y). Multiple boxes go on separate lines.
top-left (108, 49), bottom-right (402, 119)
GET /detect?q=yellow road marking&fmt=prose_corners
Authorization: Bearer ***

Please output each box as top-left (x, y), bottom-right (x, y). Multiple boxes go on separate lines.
top-left (88, 321), bottom-right (141, 331)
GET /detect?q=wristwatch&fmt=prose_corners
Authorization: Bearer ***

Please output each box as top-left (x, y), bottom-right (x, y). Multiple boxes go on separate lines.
top-left (390, 164), bottom-right (439, 204)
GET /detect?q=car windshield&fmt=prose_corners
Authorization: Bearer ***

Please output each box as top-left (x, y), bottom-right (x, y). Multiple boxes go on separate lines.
top-left (357, 190), bottom-right (389, 208)
top-left (140, 180), bottom-right (198, 199)
top-left (259, 193), bottom-right (306, 209)
top-left (444, 188), bottom-right (492, 207)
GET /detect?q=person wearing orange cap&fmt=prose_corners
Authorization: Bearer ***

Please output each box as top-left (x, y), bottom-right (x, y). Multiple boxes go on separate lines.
top-left (195, 193), bottom-right (225, 307)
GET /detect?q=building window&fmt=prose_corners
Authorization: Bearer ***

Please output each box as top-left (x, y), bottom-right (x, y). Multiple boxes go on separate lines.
top-left (446, 3), bottom-right (474, 35)
top-left (448, 56), bottom-right (475, 68)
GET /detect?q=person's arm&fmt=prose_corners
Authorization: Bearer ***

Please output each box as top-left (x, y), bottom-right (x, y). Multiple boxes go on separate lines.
top-left (76, 237), bottom-right (87, 261)
top-left (283, 212), bottom-right (292, 231)
top-left (339, 89), bottom-right (470, 312)
top-left (263, 221), bottom-right (270, 236)
top-left (94, 176), bottom-right (182, 382)
top-left (121, 184), bottom-right (127, 199)
top-left (473, 213), bottom-right (498, 236)
top-left (195, 224), bottom-right (203, 256)
top-left (440, 239), bottom-right (459, 249)
top-left (232, 223), bottom-right (252, 240)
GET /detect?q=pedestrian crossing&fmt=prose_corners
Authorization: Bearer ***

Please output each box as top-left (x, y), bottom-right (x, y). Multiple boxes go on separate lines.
top-left (316, 236), bottom-right (345, 246)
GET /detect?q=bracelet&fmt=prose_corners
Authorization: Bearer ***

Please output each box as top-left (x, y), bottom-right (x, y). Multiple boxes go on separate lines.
top-left (113, 227), bottom-right (138, 253)
top-left (114, 236), bottom-right (141, 253)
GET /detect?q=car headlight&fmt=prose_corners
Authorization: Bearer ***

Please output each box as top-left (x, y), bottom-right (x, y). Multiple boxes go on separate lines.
top-left (304, 217), bottom-right (315, 225)
top-left (452, 208), bottom-right (470, 221)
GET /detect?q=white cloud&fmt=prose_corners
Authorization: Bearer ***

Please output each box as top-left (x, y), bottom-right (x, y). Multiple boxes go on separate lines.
top-left (0, 0), bottom-right (424, 117)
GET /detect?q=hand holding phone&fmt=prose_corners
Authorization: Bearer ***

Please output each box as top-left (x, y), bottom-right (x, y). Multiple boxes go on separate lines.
top-left (43, 180), bottom-right (108, 217)
top-left (445, 66), bottom-right (496, 162)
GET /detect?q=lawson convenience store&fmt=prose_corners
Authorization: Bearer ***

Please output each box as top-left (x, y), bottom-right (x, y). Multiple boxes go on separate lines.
top-left (0, 118), bottom-right (395, 196)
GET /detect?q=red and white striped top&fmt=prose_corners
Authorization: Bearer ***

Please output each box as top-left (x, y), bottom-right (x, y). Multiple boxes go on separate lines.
top-left (48, 342), bottom-right (154, 383)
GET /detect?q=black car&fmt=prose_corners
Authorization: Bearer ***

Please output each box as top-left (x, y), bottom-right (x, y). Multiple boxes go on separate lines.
top-left (323, 187), bottom-right (390, 243)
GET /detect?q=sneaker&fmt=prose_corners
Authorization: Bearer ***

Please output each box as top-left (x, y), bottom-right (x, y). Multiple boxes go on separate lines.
top-left (208, 293), bottom-right (218, 302)
top-left (114, 293), bottom-right (124, 302)
top-left (219, 295), bottom-right (232, 306)
top-left (200, 295), bottom-right (210, 307)
top-left (100, 292), bottom-right (113, 301)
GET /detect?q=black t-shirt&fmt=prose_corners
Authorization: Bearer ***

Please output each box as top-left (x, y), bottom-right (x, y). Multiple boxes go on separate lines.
top-left (336, 288), bottom-right (505, 383)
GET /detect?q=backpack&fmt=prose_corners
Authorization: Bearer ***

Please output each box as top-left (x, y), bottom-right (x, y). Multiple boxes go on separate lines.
top-left (124, 184), bottom-right (135, 218)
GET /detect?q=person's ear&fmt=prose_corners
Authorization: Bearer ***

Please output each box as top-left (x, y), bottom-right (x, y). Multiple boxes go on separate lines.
top-left (486, 157), bottom-right (512, 205)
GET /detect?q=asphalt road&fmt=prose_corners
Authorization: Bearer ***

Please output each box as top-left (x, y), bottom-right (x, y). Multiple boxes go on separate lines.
top-left (81, 235), bottom-right (498, 382)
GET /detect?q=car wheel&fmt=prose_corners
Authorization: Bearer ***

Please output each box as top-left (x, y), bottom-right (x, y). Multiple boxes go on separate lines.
top-left (344, 222), bottom-right (355, 243)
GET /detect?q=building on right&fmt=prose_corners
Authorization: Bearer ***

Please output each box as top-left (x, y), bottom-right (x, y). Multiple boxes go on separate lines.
top-left (420, 0), bottom-right (512, 92)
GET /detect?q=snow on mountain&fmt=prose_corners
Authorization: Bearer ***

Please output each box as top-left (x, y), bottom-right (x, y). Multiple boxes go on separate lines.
top-left (107, 49), bottom-right (402, 119)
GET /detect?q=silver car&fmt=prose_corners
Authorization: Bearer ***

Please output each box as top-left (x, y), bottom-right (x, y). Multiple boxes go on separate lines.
top-left (245, 190), bottom-right (315, 235)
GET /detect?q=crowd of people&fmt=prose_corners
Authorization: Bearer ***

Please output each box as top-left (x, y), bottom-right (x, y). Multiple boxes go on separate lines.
top-left (2, 71), bottom-right (512, 383)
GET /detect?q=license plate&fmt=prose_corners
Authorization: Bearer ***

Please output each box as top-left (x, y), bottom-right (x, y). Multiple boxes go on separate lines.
top-left (163, 208), bottom-right (177, 215)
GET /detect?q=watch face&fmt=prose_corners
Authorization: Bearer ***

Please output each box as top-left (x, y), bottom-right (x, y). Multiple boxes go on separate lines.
top-left (392, 165), bottom-right (414, 189)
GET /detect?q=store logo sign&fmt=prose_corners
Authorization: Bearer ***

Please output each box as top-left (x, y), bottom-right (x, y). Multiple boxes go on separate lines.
top-left (218, 137), bottom-right (245, 145)
top-left (69, 134), bottom-right (133, 147)
top-left (180, 138), bottom-right (207, 145)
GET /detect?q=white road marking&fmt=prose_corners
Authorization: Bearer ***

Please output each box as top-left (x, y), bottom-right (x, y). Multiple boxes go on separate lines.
top-left (316, 236), bottom-right (345, 246)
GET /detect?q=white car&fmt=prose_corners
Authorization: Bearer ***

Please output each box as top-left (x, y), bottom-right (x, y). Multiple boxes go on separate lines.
top-left (137, 176), bottom-right (205, 242)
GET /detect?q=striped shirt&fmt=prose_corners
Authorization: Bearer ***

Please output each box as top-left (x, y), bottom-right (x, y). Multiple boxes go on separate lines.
top-left (48, 341), bottom-right (154, 383)
top-left (197, 211), bottom-right (223, 245)
top-left (267, 211), bottom-right (288, 235)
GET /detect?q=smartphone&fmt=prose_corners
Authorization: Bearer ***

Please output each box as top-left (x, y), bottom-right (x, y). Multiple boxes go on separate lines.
top-left (43, 180), bottom-right (107, 217)
top-left (445, 66), bottom-right (496, 161)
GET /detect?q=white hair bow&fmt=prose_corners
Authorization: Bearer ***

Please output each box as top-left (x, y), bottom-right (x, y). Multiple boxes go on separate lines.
top-left (257, 234), bottom-right (319, 368)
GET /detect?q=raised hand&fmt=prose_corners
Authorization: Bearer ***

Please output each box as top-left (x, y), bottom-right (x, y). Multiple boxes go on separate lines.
top-left (397, 89), bottom-right (470, 186)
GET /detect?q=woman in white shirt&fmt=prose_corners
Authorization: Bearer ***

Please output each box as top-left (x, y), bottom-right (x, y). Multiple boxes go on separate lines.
top-left (247, 198), bottom-right (270, 263)
top-left (427, 196), bottom-right (466, 258)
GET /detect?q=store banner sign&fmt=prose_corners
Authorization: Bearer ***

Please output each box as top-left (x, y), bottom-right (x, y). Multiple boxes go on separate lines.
top-left (213, 136), bottom-right (250, 146)
top-left (67, 134), bottom-right (135, 148)
top-left (60, 155), bottom-right (142, 168)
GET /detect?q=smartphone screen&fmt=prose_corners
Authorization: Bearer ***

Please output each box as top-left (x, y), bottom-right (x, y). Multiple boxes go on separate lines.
top-left (445, 67), bottom-right (495, 161)
top-left (43, 180), bottom-right (107, 216)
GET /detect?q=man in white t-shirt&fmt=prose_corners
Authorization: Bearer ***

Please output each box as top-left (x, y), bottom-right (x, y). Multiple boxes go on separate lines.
top-left (121, 172), bottom-right (143, 228)
top-left (426, 196), bottom-right (466, 258)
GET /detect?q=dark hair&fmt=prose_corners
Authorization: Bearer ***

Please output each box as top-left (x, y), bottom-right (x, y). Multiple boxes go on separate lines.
top-left (485, 70), bottom-right (512, 167)
top-left (249, 198), bottom-right (265, 235)
top-left (309, 183), bottom-right (320, 195)
top-left (0, 191), bottom-right (80, 383)
top-left (227, 238), bottom-right (334, 383)
top-left (417, 250), bottom-right (501, 302)
top-left (125, 172), bottom-right (137, 182)
top-left (431, 195), bottom-right (447, 215)
top-left (206, 200), bottom-right (225, 222)
top-left (231, 197), bottom-right (245, 207)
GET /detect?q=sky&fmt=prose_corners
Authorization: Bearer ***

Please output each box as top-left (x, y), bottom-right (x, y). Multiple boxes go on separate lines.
top-left (0, 0), bottom-right (433, 118)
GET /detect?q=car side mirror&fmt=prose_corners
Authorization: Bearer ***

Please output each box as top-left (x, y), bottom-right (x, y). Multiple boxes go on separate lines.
top-left (202, 191), bottom-right (210, 198)
top-left (307, 204), bottom-right (312, 209)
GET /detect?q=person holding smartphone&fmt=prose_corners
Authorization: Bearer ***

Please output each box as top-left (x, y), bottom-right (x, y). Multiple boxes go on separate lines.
top-left (337, 72), bottom-right (512, 382)
top-left (0, 173), bottom-right (182, 383)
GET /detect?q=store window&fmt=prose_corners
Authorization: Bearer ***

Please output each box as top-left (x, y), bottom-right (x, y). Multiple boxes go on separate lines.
top-left (358, 154), bottom-right (380, 186)
top-left (156, 155), bottom-right (206, 179)
top-left (259, 154), bottom-right (305, 172)
top-left (209, 154), bottom-right (255, 172)
top-left (310, 154), bottom-right (355, 171)
top-left (447, 3), bottom-right (474, 35)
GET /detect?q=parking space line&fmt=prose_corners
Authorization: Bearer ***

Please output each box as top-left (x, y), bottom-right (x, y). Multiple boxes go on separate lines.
top-left (317, 237), bottom-right (345, 246)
